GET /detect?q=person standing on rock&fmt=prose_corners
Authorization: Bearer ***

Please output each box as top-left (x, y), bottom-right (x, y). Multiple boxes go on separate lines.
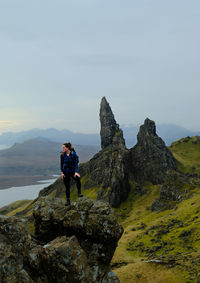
top-left (60, 142), bottom-right (83, 206)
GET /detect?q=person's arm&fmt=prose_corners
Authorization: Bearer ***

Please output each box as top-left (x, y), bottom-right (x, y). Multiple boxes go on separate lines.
top-left (60, 154), bottom-right (65, 179)
top-left (60, 154), bottom-right (64, 172)
top-left (73, 152), bottom-right (79, 173)
top-left (73, 152), bottom-right (80, 177)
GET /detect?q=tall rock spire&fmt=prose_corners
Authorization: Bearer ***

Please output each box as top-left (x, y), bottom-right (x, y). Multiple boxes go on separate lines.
top-left (99, 97), bottom-right (118, 149)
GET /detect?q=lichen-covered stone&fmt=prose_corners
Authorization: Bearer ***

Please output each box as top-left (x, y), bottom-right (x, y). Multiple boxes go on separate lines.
top-left (0, 215), bottom-right (33, 283)
top-left (33, 196), bottom-right (122, 282)
top-left (33, 196), bottom-right (123, 246)
top-left (0, 197), bottom-right (122, 282)
top-left (28, 235), bottom-right (92, 283)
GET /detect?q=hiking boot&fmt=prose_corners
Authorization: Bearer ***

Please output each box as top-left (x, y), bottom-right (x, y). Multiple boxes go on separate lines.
top-left (65, 200), bottom-right (71, 206)
top-left (78, 193), bottom-right (83, 197)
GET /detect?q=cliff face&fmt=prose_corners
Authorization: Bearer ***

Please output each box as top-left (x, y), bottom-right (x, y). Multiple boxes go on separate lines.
top-left (130, 118), bottom-right (177, 184)
top-left (0, 197), bottom-right (123, 283)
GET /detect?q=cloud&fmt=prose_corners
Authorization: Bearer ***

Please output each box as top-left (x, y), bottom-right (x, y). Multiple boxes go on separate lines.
top-left (0, 120), bottom-right (14, 125)
top-left (0, 108), bottom-right (33, 133)
top-left (0, 120), bottom-right (19, 134)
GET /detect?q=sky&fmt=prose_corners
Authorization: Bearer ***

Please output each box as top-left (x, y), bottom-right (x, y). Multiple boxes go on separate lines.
top-left (0, 0), bottom-right (199, 135)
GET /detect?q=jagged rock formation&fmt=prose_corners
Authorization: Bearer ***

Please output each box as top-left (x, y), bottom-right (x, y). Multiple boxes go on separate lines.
top-left (79, 142), bottom-right (130, 207)
top-left (0, 197), bottom-right (123, 283)
top-left (130, 118), bottom-right (177, 184)
top-left (77, 97), bottom-right (130, 207)
top-left (100, 96), bottom-right (119, 149)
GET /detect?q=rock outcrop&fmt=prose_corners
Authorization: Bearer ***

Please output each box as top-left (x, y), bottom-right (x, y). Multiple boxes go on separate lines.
top-left (78, 97), bottom-right (130, 207)
top-left (0, 215), bottom-right (31, 282)
top-left (151, 171), bottom-right (190, 211)
top-left (100, 96), bottom-right (120, 149)
top-left (130, 118), bottom-right (177, 184)
top-left (0, 197), bottom-right (123, 283)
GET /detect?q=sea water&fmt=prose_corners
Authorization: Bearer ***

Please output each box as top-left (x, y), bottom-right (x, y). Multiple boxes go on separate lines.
top-left (0, 177), bottom-right (58, 208)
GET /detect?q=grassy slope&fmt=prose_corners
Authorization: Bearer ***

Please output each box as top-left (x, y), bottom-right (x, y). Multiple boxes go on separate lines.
top-left (1, 136), bottom-right (200, 282)
top-left (112, 183), bottom-right (200, 282)
top-left (169, 136), bottom-right (200, 175)
top-left (0, 200), bottom-right (31, 215)
top-left (111, 136), bottom-right (200, 283)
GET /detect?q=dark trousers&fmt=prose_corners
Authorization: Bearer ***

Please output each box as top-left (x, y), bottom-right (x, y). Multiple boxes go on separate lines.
top-left (63, 172), bottom-right (81, 200)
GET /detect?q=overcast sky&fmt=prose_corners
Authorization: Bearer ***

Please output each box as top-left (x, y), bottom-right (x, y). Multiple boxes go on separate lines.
top-left (0, 0), bottom-right (199, 134)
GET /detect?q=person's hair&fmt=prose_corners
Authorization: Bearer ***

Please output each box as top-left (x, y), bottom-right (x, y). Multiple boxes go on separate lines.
top-left (62, 142), bottom-right (74, 155)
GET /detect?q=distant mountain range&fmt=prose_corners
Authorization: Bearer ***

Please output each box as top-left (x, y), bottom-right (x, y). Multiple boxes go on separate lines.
top-left (0, 137), bottom-right (100, 177)
top-left (0, 128), bottom-right (100, 148)
top-left (0, 124), bottom-right (198, 149)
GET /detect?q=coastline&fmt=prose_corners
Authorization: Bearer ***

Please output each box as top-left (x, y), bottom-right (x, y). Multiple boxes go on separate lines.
top-left (0, 175), bottom-right (59, 190)
top-left (0, 177), bottom-right (58, 208)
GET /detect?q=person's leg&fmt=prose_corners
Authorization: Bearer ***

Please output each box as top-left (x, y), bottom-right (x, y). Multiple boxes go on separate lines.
top-left (63, 174), bottom-right (71, 204)
top-left (71, 174), bottom-right (83, 197)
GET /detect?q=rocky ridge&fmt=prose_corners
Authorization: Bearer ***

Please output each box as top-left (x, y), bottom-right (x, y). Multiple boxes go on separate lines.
top-left (79, 101), bottom-right (178, 207)
top-left (0, 197), bottom-right (123, 283)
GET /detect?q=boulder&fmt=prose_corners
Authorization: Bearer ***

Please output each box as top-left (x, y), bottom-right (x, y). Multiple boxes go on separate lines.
top-left (28, 235), bottom-right (93, 283)
top-left (0, 197), bottom-right (123, 282)
top-left (33, 196), bottom-right (123, 282)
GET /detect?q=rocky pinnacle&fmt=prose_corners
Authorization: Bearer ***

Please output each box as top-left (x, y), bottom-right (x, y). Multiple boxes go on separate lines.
top-left (99, 96), bottom-right (118, 149)
top-left (137, 118), bottom-right (156, 143)
top-left (130, 117), bottom-right (177, 184)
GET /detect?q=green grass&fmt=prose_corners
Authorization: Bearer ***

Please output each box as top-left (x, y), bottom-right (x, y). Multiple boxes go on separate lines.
top-left (170, 136), bottom-right (200, 175)
top-left (112, 183), bottom-right (200, 282)
top-left (0, 199), bottom-right (32, 216)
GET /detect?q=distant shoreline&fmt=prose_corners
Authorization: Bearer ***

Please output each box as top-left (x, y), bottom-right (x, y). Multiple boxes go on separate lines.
top-left (0, 175), bottom-right (59, 190)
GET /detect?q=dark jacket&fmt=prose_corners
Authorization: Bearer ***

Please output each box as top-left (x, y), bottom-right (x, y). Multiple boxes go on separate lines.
top-left (60, 151), bottom-right (79, 174)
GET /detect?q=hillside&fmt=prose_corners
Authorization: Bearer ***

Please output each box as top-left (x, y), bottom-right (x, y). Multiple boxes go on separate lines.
top-left (112, 136), bottom-right (200, 282)
top-left (170, 136), bottom-right (200, 176)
